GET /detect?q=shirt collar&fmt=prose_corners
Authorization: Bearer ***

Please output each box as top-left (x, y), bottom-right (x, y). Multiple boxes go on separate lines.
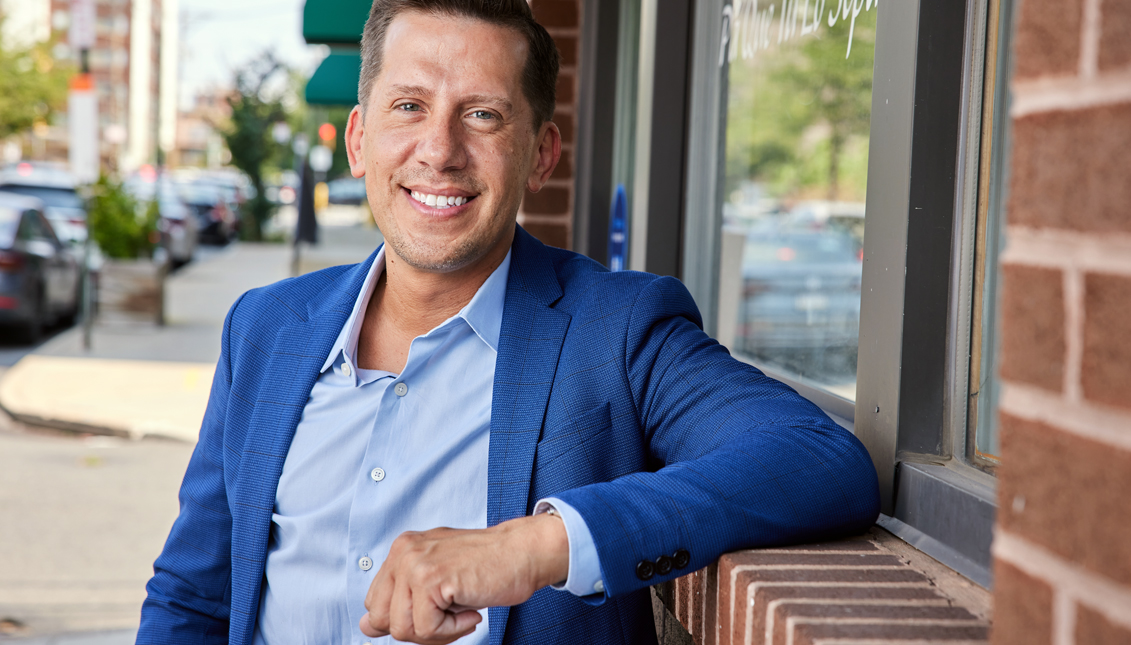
top-left (320, 246), bottom-right (512, 373)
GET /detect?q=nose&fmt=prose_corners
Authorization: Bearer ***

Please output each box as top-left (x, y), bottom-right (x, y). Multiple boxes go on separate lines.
top-left (416, 112), bottom-right (468, 171)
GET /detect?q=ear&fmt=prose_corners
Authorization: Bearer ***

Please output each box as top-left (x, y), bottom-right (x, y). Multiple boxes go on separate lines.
top-left (345, 105), bottom-right (366, 178)
top-left (525, 121), bottom-right (562, 193)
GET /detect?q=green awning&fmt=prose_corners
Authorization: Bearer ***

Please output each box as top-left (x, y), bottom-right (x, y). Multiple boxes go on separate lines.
top-left (306, 52), bottom-right (360, 105)
top-left (303, 0), bottom-right (371, 44)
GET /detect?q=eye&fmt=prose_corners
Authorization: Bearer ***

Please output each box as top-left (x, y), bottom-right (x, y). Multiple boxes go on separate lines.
top-left (396, 102), bottom-right (422, 112)
top-left (469, 110), bottom-right (495, 120)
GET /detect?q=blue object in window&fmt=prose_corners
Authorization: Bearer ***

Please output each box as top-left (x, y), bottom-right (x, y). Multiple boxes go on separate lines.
top-left (608, 184), bottom-right (627, 271)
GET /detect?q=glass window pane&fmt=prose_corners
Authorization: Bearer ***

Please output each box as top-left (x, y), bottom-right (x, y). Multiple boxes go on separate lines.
top-left (720, 0), bottom-right (878, 401)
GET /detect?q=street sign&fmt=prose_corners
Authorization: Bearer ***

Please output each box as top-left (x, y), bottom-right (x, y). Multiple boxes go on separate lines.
top-left (68, 74), bottom-right (99, 184)
top-left (69, 0), bottom-right (95, 50)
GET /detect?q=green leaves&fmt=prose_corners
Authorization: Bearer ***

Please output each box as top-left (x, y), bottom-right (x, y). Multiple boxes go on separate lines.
top-left (221, 52), bottom-right (289, 242)
top-left (87, 174), bottom-right (157, 260)
top-left (0, 26), bottom-right (72, 140)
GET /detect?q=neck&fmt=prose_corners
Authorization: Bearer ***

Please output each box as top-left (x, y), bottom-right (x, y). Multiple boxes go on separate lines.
top-left (354, 235), bottom-right (511, 373)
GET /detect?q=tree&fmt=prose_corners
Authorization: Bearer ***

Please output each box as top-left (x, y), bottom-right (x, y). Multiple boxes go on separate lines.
top-left (221, 52), bottom-right (289, 241)
top-left (724, 7), bottom-right (876, 202)
top-left (0, 23), bottom-right (72, 140)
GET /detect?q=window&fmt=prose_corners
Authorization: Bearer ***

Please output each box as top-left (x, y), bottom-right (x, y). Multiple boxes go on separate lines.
top-left (718, 0), bottom-right (878, 402)
top-left (669, 0), bottom-right (1016, 587)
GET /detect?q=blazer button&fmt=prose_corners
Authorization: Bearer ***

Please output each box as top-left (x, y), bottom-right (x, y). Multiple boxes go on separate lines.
top-left (654, 555), bottom-right (673, 576)
top-left (635, 560), bottom-right (655, 581)
top-left (673, 549), bottom-right (691, 569)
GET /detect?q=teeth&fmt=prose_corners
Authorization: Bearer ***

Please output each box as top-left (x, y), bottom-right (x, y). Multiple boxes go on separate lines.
top-left (410, 191), bottom-right (470, 209)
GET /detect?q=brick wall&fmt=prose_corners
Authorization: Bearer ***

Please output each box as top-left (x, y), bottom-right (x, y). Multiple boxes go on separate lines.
top-left (992, 0), bottom-right (1131, 642)
top-left (523, 0), bottom-right (579, 250)
top-left (661, 529), bottom-right (991, 645)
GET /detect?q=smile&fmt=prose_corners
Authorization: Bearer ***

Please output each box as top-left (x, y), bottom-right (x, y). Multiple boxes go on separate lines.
top-left (409, 190), bottom-right (475, 209)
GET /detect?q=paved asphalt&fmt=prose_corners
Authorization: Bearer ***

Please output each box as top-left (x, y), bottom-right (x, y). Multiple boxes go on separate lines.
top-left (0, 374), bottom-right (194, 641)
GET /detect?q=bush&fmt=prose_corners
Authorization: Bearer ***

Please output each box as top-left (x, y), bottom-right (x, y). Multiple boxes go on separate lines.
top-left (87, 174), bottom-right (158, 259)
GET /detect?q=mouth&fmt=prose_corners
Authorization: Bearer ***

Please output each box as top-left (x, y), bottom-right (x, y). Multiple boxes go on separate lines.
top-left (405, 188), bottom-right (478, 210)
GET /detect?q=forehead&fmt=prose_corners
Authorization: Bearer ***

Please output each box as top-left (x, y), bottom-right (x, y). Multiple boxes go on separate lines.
top-left (377, 11), bottom-right (529, 98)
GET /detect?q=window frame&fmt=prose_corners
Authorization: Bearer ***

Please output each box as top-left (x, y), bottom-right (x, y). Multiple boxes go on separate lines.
top-left (673, 0), bottom-right (1012, 588)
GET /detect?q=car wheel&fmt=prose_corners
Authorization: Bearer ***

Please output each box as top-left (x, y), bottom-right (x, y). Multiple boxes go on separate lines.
top-left (19, 289), bottom-right (44, 344)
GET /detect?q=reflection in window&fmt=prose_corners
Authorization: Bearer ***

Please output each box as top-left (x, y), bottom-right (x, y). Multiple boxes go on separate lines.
top-left (721, 0), bottom-right (877, 401)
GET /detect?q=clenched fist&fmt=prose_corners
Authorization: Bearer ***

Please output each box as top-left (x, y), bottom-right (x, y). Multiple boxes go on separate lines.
top-left (359, 513), bottom-right (570, 644)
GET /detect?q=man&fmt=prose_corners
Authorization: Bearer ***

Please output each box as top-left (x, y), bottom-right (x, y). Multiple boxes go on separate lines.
top-left (138, 1), bottom-right (880, 643)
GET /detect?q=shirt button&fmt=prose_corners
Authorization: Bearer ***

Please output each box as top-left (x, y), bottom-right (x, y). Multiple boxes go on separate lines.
top-left (594, 580), bottom-right (605, 594)
top-left (341, 363), bottom-right (352, 377)
top-left (394, 382), bottom-right (408, 397)
top-left (358, 556), bottom-right (373, 571)
top-left (370, 467), bottom-right (385, 482)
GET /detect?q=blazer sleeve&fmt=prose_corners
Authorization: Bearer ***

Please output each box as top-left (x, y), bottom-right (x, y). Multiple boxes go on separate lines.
top-left (551, 275), bottom-right (880, 601)
top-left (136, 294), bottom-right (246, 643)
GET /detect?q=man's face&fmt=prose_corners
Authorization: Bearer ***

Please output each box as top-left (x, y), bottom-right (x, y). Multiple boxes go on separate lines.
top-left (345, 11), bottom-right (560, 274)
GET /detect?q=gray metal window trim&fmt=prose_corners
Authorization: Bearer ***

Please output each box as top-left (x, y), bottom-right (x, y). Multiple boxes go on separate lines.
top-left (678, 0), bottom-right (1004, 588)
top-left (679, 0), bottom-right (729, 336)
top-left (572, 0), bottom-right (623, 261)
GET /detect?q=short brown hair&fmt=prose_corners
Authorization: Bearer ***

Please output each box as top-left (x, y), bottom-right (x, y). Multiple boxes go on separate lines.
top-left (358, 0), bottom-right (560, 128)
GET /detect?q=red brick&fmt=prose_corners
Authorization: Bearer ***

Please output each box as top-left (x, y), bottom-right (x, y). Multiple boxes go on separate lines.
top-left (530, 0), bottom-right (578, 28)
top-left (724, 567), bottom-right (929, 645)
top-left (795, 622), bottom-right (989, 644)
top-left (1008, 104), bottom-right (1131, 234)
top-left (555, 72), bottom-right (575, 105)
top-left (1076, 604), bottom-right (1131, 644)
top-left (1012, 0), bottom-right (1082, 79)
top-left (1082, 272), bottom-right (1131, 410)
top-left (1099, 0), bottom-right (1131, 71)
top-left (521, 221), bottom-right (569, 249)
top-left (552, 111), bottom-right (574, 143)
top-left (550, 147), bottom-right (572, 180)
top-left (997, 414), bottom-right (1131, 586)
top-left (750, 585), bottom-right (946, 643)
top-left (554, 35), bottom-right (577, 66)
top-left (773, 604), bottom-right (977, 645)
top-left (991, 560), bottom-right (1053, 645)
top-left (523, 186), bottom-right (570, 214)
top-left (1000, 264), bottom-right (1065, 391)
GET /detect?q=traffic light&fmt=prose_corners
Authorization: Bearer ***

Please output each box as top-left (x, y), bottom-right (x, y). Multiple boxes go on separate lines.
top-left (318, 122), bottom-right (337, 151)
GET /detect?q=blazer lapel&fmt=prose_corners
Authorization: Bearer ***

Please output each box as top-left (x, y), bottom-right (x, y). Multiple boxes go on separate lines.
top-left (228, 251), bottom-right (377, 645)
top-left (488, 227), bottom-right (571, 645)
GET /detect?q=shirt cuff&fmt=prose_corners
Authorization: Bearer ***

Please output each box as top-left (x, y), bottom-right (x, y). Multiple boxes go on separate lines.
top-left (533, 497), bottom-right (606, 597)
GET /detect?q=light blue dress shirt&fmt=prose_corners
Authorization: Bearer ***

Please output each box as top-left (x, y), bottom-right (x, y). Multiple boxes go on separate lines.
top-left (253, 248), bottom-right (603, 645)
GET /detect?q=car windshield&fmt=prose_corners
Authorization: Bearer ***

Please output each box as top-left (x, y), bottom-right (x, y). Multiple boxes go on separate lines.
top-left (0, 207), bottom-right (19, 247)
top-left (744, 233), bottom-right (858, 265)
top-left (0, 184), bottom-right (84, 211)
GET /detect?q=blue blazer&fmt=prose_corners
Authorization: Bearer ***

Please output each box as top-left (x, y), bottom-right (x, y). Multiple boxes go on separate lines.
top-left (138, 227), bottom-right (879, 645)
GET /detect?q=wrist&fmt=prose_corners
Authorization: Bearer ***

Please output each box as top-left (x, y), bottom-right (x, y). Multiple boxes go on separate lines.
top-left (499, 513), bottom-right (569, 589)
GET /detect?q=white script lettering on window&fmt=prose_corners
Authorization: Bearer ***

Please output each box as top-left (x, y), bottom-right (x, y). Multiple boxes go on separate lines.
top-left (721, 0), bottom-right (878, 65)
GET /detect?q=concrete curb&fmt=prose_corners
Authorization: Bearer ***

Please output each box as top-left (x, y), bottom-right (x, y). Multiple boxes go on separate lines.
top-left (0, 356), bottom-right (212, 443)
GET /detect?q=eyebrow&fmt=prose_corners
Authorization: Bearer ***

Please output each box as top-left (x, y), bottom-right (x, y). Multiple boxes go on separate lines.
top-left (386, 84), bottom-right (514, 114)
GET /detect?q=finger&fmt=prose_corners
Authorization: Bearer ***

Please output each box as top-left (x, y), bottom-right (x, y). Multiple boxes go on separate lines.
top-left (359, 614), bottom-right (387, 639)
top-left (364, 566), bottom-right (395, 636)
top-left (388, 574), bottom-right (416, 641)
top-left (443, 609), bottom-right (483, 640)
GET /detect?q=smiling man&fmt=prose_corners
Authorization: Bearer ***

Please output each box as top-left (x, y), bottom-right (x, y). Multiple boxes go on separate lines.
top-left (137, 2), bottom-right (880, 645)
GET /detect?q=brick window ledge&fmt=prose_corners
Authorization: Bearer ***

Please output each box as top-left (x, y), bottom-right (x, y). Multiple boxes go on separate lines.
top-left (652, 527), bottom-right (993, 645)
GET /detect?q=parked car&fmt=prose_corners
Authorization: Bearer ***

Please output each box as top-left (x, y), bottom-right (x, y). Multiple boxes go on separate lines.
top-left (0, 192), bottom-right (81, 341)
top-left (174, 180), bottom-right (238, 245)
top-left (327, 177), bottom-right (367, 205)
top-left (0, 162), bottom-right (88, 244)
top-left (736, 229), bottom-right (862, 377)
top-left (124, 175), bottom-right (200, 267)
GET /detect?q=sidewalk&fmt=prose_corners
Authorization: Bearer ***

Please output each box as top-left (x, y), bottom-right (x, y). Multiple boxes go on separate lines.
top-left (0, 222), bottom-right (382, 444)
